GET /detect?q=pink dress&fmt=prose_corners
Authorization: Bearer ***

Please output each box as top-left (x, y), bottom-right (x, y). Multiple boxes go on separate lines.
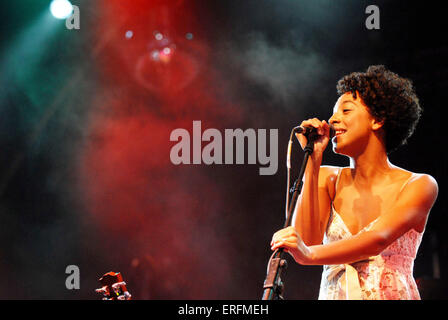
top-left (318, 169), bottom-right (423, 300)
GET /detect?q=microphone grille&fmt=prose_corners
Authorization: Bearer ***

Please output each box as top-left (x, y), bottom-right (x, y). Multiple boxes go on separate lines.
top-left (329, 124), bottom-right (335, 138)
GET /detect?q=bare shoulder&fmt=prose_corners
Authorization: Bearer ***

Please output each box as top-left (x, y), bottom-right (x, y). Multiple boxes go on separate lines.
top-left (319, 165), bottom-right (340, 183)
top-left (412, 172), bottom-right (438, 186)
top-left (397, 172), bottom-right (439, 233)
top-left (319, 165), bottom-right (345, 200)
top-left (408, 173), bottom-right (439, 198)
top-left (391, 165), bottom-right (438, 189)
top-left (398, 169), bottom-right (439, 208)
top-left (393, 165), bottom-right (438, 190)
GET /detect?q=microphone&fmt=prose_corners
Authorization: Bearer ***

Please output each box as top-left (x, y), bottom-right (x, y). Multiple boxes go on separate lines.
top-left (293, 124), bottom-right (335, 138)
top-left (286, 123), bottom-right (335, 169)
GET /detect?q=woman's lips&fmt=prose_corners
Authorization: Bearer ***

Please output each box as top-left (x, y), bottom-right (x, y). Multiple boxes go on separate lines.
top-left (335, 129), bottom-right (346, 136)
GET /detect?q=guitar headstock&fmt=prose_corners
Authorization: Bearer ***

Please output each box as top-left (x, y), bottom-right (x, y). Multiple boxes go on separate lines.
top-left (95, 271), bottom-right (132, 300)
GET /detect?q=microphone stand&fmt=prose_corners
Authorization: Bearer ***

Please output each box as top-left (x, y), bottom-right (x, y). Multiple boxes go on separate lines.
top-left (262, 129), bottom-right (317, 300)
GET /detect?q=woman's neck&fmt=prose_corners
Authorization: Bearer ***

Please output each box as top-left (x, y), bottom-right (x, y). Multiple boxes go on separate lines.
top-left (349, 145), bottom-right (393, 187)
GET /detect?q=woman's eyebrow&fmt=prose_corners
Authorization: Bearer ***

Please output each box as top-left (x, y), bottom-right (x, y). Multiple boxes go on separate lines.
top-left (341, 101), bottom-right (357, 107)
top-left (333, 101), bottom-right (356, 113)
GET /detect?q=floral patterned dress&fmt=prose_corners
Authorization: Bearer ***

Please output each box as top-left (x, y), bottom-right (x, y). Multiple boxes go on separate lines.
top-left (318, 170), bottom-right (423, 300)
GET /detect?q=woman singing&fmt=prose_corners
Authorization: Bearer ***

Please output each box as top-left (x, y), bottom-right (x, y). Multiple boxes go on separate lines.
top-left (270, 65), bottom-right (438, 300)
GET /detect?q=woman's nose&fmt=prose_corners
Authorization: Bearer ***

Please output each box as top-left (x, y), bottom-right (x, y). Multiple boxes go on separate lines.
top-left (328, 113), bottom-right (339, 125)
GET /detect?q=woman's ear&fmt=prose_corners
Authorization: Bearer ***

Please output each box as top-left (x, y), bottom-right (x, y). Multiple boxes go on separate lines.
top-left (371, 118), bottom-right (384, 131)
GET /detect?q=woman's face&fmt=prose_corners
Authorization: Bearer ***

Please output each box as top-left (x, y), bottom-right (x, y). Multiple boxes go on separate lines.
top-left (329, 92), bottom-right (381, 157)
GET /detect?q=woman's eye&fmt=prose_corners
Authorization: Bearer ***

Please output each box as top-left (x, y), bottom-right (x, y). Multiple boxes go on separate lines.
top-left (343, 109), bottom-right (351, 113)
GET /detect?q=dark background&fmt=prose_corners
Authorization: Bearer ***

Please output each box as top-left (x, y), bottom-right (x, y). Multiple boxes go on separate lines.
top-left (0, 0), bottom-right (446, 299)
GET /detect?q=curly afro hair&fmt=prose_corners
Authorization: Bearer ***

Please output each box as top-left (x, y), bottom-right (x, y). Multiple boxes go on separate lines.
top-left (336, 65), bottom-right (422, 154)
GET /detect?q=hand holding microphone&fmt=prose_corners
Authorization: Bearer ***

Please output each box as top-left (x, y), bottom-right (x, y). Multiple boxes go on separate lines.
top-left (294, 118), bottom-right (334, 163)
top-left (293, 122), bottom-right (335, 138)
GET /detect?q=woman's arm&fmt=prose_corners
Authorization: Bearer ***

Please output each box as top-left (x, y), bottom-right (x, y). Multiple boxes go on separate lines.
top-left (292, 165), bottom-right (336, 246)
top-left (292, 119), bottom-right (334, 246)
top-left (272, 174), bottom-right (438, 265)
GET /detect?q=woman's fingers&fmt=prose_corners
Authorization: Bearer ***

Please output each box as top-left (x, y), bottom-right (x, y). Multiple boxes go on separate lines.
top-left (294, 118), bottom-right (331, 149)
top-left (270, 226), bottom-right (298, 250)
top-left (322, 120), bottom-right (330, 135)
top-left (271, 226), bottom-right (295, 241)
top-left (270, 227), bottom-right (312, 264)
top-left (300, 118), bottom-right (325, 135)
top-left (271, 238), bottom-right (296, 251)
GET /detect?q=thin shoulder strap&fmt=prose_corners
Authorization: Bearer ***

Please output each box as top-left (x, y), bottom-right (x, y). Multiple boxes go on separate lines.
top-left (334, 167), bottom-right (344, 196)
top-left (330, 168), bottom-right (344, 216)
top-left (398, 173), bottom-right (416, 195)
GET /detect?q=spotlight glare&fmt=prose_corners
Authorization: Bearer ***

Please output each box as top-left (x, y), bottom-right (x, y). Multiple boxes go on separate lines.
top-left (50, 0), bottom-right (74, 20)
top-left (151, 50), bottom-right (160, 61)
top-left (125, 30), bottom-right (134, 39)
top-left (162, 47), bottom-right (171, 55)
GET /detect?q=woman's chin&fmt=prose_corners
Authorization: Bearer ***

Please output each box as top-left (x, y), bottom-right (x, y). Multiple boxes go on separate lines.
top-left (332, 140), bottom-right (348, 156)
top-left (331, 138), bottom-right (341, 153)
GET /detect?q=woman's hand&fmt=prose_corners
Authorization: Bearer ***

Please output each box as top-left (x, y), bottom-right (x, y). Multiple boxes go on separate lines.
top-left (270, 226), bottom-right (314, 265)
top-left (295, 118), bottom-right (331, 163)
